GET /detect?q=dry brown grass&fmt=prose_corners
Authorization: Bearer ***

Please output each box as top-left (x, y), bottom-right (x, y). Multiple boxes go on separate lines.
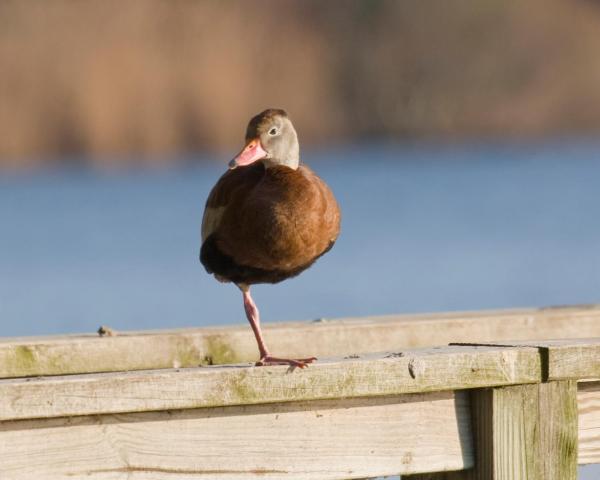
top-left (2, 0), bottom-right (600, 168)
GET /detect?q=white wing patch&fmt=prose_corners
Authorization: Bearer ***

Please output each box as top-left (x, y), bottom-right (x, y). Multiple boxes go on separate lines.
top-left (201, 206), bottom-right (226, 242)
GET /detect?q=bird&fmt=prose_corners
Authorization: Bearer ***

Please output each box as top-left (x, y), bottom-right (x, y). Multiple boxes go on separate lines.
top-left (200, 109), bottom-right (341, 368)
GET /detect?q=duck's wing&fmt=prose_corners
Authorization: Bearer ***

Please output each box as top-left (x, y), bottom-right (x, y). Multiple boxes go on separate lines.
top-left (201, 163), bottom-right (264, 243)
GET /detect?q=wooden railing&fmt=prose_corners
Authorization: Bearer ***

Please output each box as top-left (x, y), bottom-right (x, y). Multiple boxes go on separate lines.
top-left (1, 305), bottom-right (600, 479)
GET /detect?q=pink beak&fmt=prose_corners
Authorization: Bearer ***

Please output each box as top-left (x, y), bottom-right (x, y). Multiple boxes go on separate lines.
top-left (229, 138), bottom-right (268, 169)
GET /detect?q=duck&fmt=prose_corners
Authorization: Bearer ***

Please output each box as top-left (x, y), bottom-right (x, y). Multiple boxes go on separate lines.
top-left (200, 109), bottom-right (341, 368)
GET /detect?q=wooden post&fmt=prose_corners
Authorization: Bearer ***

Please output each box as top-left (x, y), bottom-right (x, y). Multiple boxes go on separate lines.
top-left (406, 381), bottom-right (578, 480)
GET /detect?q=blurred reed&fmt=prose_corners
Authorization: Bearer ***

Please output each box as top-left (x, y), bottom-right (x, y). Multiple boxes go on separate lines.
top-left (1, 0), bottom-right (600, 168)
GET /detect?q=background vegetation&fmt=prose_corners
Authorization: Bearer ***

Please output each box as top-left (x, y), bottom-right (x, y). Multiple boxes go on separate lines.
top-left (2, 0), bottom-right (600, 168)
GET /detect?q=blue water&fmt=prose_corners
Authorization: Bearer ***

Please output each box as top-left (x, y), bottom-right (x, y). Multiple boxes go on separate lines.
top-left (2, 142), bottom-right (600, 335)
top-left (1, 142), bottom-right (599, 478)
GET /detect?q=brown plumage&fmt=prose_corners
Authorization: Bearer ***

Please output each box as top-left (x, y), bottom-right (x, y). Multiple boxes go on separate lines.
top-left (200, 109), bottom-right (340, 368)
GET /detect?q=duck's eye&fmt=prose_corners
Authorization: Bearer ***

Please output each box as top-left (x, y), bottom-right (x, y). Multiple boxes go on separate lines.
top-left (268, 127), bottom-right (278, 136)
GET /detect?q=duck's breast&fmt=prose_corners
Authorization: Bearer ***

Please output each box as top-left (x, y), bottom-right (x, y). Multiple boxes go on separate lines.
top-left (223, 165), bottom-right (340, 271)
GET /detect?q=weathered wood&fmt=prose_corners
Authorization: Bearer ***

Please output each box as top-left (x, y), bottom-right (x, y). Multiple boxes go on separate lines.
top-left (2, 304), bottom-right (600, 378)
top-left (578, 381), bottom-right (600, 464)
top-left (535, 339), bottom-right (600, 381)
top-left (463, 381), bottom-right (577, 479)
top-left (1, 309), bottom-right (599, 479)
top-left (0, 391), bottom-right (473, 479)
top-left (0, 346), bottom-right (541, 421)
top-left (411, 382), bottom-right (580, 480)
top-left (454, 338), bottom-right (600, 381)
top-left (537, 381), bottom-right (578, 478)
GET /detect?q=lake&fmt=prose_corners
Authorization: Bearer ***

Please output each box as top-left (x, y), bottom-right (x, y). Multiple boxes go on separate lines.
top-left (1, 141), bottom-right (599, 478)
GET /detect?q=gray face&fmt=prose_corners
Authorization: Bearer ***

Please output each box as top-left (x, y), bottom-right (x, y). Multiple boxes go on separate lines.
top-left (245, 109), bottom-right (300, 169)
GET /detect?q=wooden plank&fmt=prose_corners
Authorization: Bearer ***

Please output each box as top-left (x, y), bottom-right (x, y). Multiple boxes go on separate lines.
top-left (0, 391), bottom-right (473, 479)
top-left (383, 380), bottom-right (600, 476)
top-left (1, 304), bottom-right (600, 378)
top-left (454, 338), bottom-right (600, 381)
top-left (0, 346), bottom-right (541, 421)
top-left (578, 381), bottom-right (600, 464)
top-left (538, 339), bottom-right (600, 381)
top-left (462, 381), bottom-right (577, 479)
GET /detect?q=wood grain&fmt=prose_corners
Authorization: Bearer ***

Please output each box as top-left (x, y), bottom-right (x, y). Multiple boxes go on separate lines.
top-left (0, 391), bottom-right (472, 479)
top-left (411, 381), bottom-right (581, 479)
top-left (2, 304), bottom-right (600, 378)
top-left (0, 346), bottom-right (541, 421)
top-left (1, 307), bottom-right (599, 479)
top-left (453, 338), bottom-right (600, 381)
top-left (466, 382), bottom-right (577, 479)
top-left (578, 381), bottom-right (600, 464)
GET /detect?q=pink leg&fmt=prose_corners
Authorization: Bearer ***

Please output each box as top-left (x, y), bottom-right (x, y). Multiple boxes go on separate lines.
top-left (241, 287), bottom-right (316, 368)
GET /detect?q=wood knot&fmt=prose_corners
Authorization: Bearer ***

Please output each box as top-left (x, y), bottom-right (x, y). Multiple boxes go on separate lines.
top-left (408, 358), bottom-right (422, 379)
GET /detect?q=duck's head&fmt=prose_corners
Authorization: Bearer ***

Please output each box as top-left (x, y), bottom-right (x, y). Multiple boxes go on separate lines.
top-left (229, 109), bottom-right (299, 170)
